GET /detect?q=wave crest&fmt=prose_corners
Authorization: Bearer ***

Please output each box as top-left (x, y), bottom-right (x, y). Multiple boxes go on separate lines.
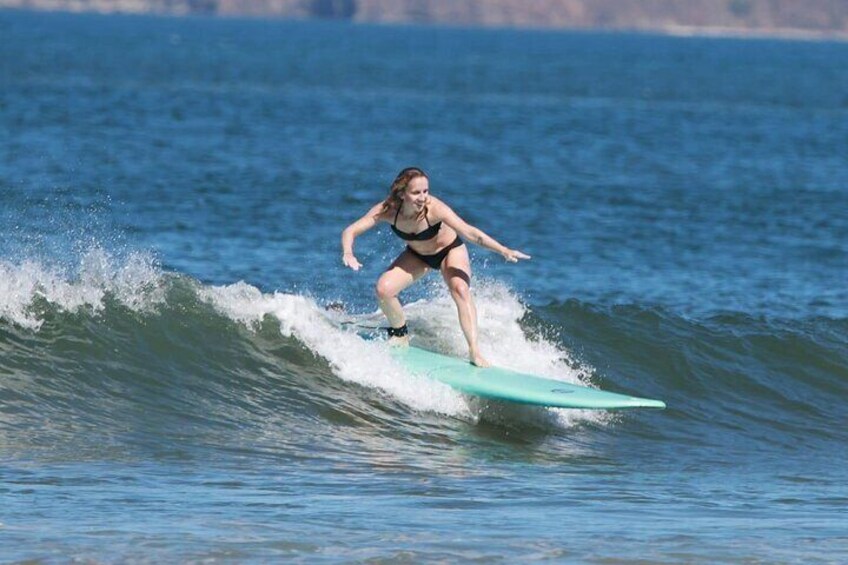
top-left (0, 248), bottom-right (165, 330)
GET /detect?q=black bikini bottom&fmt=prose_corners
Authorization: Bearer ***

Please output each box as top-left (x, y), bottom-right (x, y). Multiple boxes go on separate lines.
top-left (407, 236), bottom-right (464, 270)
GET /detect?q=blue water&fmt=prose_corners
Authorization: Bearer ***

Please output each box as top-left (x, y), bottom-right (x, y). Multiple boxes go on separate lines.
top-left (2, 10), bottom-right (847, 563)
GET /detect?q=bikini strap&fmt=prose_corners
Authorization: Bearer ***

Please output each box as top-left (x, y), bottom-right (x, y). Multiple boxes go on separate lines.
top-left (393, 203), bottom-right (402, 226)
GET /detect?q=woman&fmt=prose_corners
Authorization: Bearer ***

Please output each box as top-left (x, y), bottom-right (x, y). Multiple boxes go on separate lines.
top-left (341, 167), bottom-right (530, 367)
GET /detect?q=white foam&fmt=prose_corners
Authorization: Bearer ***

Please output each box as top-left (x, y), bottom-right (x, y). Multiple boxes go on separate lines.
top-left (402, 277), bottom-right (609, 428)
top-left (0, 248), bottom-right (165, 330)
top-left (198, 282), bottom-right (472, 418)
top-left (199, 278), bottom-right (608, 428)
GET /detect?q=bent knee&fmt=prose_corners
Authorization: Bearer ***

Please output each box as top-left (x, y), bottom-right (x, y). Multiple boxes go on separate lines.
top-left (375, 278), bottom-right (397, 301)
top-left (448, 277), bottom-right (470, 300)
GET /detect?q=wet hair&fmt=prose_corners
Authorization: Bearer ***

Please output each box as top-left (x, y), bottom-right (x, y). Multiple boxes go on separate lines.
top-left (381, 167), bottom-right (429, 219)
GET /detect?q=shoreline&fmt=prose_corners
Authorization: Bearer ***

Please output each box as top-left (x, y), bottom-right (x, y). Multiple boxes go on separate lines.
top-left (3, 6), bottom-right (848, 43)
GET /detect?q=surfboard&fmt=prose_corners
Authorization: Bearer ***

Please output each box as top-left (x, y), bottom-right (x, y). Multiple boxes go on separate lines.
top-left (391, 345), bottom-right (666, 410)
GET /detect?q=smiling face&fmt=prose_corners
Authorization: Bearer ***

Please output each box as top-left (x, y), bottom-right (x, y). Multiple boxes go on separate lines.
top-left (402, 176), bottom-right (430, 213)
top-left (383, 167), bottom-right (430, 218)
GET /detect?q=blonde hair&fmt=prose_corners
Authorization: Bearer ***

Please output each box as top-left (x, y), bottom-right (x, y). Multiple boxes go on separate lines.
top-left (381, 167), bottom-right (429, 220)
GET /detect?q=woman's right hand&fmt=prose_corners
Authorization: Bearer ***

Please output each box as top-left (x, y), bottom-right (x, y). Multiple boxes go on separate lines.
top-left (343, 252), bottom-right (362, 271)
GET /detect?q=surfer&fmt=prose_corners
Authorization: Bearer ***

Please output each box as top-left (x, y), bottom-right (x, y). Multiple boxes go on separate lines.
top-left (341, 167), bottom-right (530, 367)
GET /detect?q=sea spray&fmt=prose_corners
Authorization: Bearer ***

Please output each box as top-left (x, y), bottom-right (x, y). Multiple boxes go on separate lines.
top-left (0, 248), bottom-right (165, 330)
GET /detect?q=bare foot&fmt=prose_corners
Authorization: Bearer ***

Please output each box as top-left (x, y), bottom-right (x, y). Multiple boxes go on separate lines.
top-left (388, 335), bottom-right (410, 347)
top-left (470, 352), bottom-right (491, 368)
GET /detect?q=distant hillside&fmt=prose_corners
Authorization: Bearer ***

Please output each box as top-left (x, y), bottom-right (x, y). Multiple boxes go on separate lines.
top-left (4, 0), bottom-right (848, 39)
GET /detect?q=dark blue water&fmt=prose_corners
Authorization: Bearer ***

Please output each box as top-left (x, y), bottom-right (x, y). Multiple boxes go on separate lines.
top-left (2, 10), bottom-right (847, 563)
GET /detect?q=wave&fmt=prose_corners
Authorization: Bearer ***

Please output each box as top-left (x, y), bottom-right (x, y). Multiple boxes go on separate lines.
top-left (534, 299), bottom-right (848, 447)
top-left (1, 251), bottom-right (846, 461)
top-left (0, 251), bottom-right (610, 459)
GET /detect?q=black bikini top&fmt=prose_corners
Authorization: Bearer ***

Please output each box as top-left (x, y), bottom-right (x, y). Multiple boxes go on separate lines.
top-left (391, 205), bottom-right (442, 241)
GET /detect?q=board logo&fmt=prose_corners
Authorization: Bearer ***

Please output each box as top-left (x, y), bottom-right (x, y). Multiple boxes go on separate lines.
top-left (550, 388), bottom-right (576, 394)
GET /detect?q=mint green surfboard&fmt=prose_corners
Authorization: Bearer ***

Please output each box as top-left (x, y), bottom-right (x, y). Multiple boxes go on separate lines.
top-left (391, 346), bottom-right (666, 410)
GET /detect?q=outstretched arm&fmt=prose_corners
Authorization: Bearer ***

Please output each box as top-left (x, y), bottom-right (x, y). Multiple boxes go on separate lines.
top-left (341, 202), bottom-right (385, 271)
top-left (432, 198), bottom-right (530, 263)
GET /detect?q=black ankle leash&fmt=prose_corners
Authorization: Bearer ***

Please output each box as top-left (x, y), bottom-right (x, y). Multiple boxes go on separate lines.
top-left (385, 324), bottom-right (408, 338)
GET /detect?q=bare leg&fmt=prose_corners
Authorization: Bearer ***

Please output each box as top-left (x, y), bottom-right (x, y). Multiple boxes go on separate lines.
top-left (375, 250), bottom-right (428, 345)
top-left (441, 245), bottom-right (490, 367)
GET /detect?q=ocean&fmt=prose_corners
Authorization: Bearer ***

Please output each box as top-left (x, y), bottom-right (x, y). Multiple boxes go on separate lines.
top-left (1, 9), bottom-right (847, 563)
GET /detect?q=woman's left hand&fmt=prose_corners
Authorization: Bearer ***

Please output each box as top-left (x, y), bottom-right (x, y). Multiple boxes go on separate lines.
top-left (503, 249), bottom-right (531, 263)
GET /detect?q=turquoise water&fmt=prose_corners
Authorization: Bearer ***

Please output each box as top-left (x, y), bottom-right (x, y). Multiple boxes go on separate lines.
top-left (2, 10), bottom-right (847, 562)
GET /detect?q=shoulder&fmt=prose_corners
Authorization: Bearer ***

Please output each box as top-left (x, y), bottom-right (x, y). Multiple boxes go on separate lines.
top-left (427, 196), bottom-right (459, 221)
top-left (367, 201), bottom-right (393, 222)
top-left (427, 196), bottom-right (451, 216)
